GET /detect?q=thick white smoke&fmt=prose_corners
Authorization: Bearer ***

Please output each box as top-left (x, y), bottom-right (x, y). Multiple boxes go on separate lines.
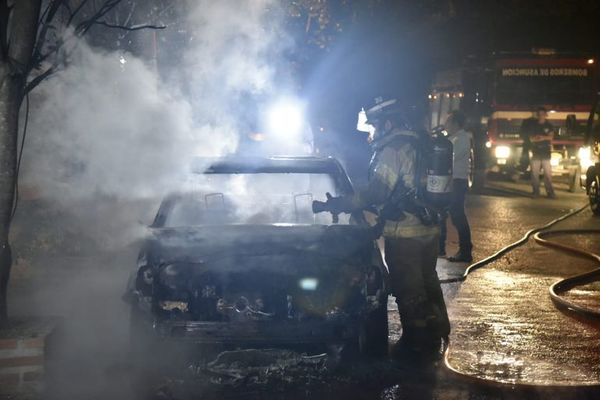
top-left (24, 44), bottom-right (222, 200)
top-left (184, 0), bottom-right (285, 98)
top-left (18, 0), bottom-right (289, 248)
top-left (22, 0), bottom-right (287, 202)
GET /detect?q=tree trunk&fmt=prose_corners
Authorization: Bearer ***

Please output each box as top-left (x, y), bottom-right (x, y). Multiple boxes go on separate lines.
top-left (0, 69), bottom-right (19, 324)
top-left (0, 0), bottom-right (41, 325)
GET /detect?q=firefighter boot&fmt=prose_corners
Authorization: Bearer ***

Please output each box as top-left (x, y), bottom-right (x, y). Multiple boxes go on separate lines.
top-left (391, 328), bottom-right (443, 364)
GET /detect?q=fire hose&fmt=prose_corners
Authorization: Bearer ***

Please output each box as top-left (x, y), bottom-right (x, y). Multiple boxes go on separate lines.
top-left (441, 202), bottom-right (600, 389)
top-left (535, 229), bottom-right (600, 325)
top-left (439, 203), bottom-right (591, 285)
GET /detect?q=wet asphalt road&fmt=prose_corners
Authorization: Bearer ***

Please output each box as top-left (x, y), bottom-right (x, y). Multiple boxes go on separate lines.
top-left (441, 180), bottom-right (600, 389)
top-left (4, 178), bottom-right (600, 400)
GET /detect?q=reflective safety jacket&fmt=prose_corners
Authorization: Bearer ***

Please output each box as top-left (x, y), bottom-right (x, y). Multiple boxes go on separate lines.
top-left (349, 129), bottom-right (439, 239)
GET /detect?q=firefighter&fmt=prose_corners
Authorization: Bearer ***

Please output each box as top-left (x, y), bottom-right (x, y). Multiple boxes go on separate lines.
top-left (315, 98), bottom-right (450, 360)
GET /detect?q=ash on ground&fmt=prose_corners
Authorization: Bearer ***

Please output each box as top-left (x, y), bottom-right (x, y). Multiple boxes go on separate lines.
top-left (189, 349), bottom-right (332, 388)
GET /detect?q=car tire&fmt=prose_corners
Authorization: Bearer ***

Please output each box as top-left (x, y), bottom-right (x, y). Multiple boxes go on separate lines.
top-left (357, 302), bottom-right (389, 358)
top-left (590, 176), bottom-right (600, 216)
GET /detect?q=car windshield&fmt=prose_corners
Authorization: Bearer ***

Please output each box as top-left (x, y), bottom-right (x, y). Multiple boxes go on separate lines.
top-left (163, 172), bottom-right (350, 226)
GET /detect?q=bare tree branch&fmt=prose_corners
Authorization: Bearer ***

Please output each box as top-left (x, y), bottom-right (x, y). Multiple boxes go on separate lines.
top-left (59, 0), bottom-right (73, 17)
top-left (38, 0), bottom-right (55, 24)
top-left (75, 0), bottom-right (122, 36)
top-left (32, 0), bottom-right (65, 67)
top-left (93, 20), bottom-right (166, 31)
top-left (121, 2), bottom-right (136, 27)
top-left (67, 0), bottom-right (93, 26)
top-left (24, 0), bottom-right (166, 96)
top-left (155, 3), bottom-right (175, 18)
top-left (24, 64), bottom-right (59, 95)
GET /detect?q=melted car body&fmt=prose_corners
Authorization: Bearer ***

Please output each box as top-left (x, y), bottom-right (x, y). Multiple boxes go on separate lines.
top-left (125, 157), bottom-right (388, 355)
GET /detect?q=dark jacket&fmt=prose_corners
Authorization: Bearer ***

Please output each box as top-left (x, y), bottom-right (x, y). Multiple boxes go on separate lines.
top-left (520, 118), bottom-right (554, 159)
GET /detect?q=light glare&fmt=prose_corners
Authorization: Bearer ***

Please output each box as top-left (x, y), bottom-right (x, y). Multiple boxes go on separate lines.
top-left (578, 146), bottom-right (594, 170)
top-left (299, 278), bottom-right (318, 291)
top-left (495, 145), bottom-right (511, 159)
top-left (267, 100), bottom-right (304, 137)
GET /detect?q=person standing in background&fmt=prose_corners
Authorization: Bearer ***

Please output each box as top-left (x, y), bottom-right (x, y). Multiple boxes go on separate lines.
top-left (439, 110), bottom-right (473, 263)
top-left (520, 107), bottom-right (556, 198)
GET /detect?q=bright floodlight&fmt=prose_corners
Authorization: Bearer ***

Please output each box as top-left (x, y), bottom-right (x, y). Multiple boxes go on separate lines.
top-left (267, 100), bottom-right (304, 137)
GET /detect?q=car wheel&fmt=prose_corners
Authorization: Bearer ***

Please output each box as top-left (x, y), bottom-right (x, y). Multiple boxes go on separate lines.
top-left (590, 176), bottom-right (600, 216)
top-left (357, 302), bottom-right (388, 358)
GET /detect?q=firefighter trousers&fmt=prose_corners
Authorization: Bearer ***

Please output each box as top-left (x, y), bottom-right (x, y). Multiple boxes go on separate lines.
top-left (384, 233), bottom-right (450, 343)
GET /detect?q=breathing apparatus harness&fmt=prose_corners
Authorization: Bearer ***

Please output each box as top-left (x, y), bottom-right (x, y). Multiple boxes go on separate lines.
top-left (313, 97), bottom-right (453, 237)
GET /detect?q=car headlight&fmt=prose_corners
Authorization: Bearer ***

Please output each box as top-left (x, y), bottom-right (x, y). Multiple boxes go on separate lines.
top-left (494, 145), bottom-right (511, 159)
top-left (550, 152), bottom-right (563, 167)
top-left (578, 146), bottom-right (594, 170)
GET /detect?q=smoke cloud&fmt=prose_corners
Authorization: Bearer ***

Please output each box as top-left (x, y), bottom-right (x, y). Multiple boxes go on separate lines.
top-left (25, 44), bottom-right (215, 200)
top-left (22, 0), bottom-right (288, 204)
top-left (15, 0), bottom-right (292, 250)
top-left (9, 3), bottom-right (299, 397)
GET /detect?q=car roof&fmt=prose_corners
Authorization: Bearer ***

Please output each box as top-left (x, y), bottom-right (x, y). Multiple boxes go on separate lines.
top-left (191, 156), bottom-right (348, 175)
top-left (152, 156), bottom-right (355, 227)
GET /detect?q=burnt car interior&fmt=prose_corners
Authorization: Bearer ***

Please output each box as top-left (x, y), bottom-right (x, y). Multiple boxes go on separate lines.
top-left (157, 173), bottom-right (349, 226)
top-left (154, 157), bottom-right (355, 226)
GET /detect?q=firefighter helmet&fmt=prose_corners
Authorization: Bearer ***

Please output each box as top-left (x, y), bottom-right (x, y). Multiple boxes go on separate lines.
top-left (364, 97), bottom-right (415, 131)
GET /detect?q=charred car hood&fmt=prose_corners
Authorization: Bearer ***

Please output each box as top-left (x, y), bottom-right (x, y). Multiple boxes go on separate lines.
top-left (144, 224), bottom-right (375, 264)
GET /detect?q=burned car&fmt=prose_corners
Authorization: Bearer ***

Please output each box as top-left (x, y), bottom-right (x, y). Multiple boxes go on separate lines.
top-left (125, 156), bottom-right (388, 361)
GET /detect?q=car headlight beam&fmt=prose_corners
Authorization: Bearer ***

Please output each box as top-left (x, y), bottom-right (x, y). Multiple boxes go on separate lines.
top-left (578, 146), bottom-right (595, 170)
top-left (494, 145), bottom-right (511, 159)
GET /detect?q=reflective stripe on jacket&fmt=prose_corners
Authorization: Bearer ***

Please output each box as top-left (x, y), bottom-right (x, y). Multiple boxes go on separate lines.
top-left (351, 129), bottom-right (439, 239)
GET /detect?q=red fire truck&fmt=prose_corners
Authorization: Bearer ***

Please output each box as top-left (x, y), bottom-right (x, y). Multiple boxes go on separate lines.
top-left (429, 50), bottom-right (597, 191)
top-left (583, 92), bottom-right (600, 214)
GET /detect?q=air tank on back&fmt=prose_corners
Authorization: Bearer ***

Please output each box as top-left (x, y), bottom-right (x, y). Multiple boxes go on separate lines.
top-left (425, 129), bottom-right (453, 208)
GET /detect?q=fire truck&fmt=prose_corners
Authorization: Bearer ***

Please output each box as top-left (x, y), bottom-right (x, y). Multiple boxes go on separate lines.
top-left (429, 50), bottom-right (597, 191)
top-left (583, 93), bottom-right (600, 214)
